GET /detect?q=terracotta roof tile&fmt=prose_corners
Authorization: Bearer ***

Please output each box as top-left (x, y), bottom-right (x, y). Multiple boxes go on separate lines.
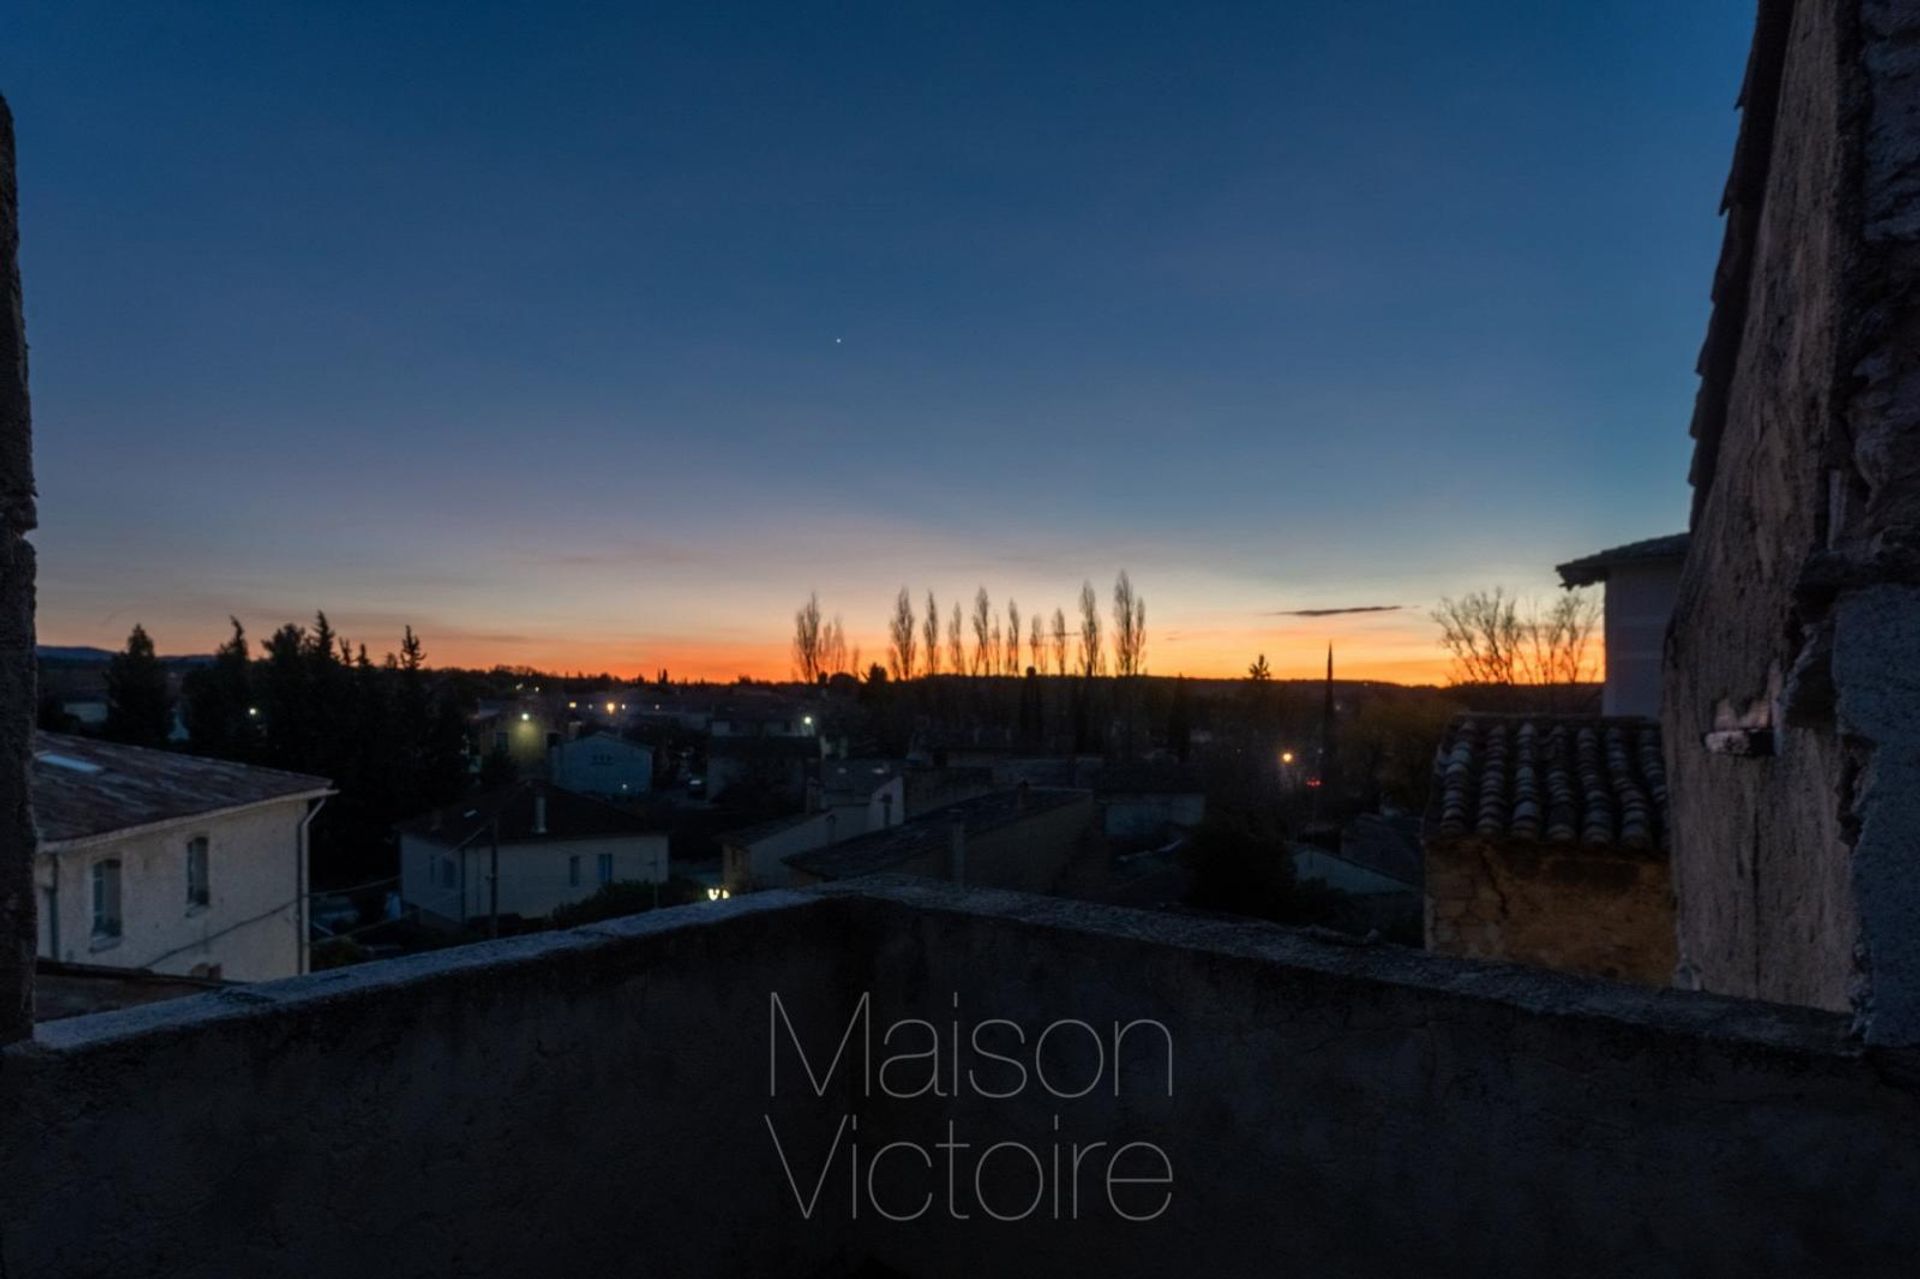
top-left (1425, 715), bottom-right (1667, 854)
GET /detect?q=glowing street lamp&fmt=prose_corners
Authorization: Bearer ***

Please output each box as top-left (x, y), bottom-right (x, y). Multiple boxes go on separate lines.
top-left (1280, 750), bottom-right (1294, 765)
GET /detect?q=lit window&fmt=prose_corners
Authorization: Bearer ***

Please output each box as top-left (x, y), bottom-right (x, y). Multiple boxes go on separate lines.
top-left (597, 854), bottom-right (614, 885)
top-left (186, 836), bottom-right (210, 908)
top-left (569, 855), bottom-right (581, 888)
top-left (91, 860), bottom-right (122, 940)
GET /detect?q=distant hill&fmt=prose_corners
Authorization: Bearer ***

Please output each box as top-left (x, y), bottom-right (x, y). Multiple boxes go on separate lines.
top-left (37, 645), bottom-right (211, 667)
top-left (35, 646), bottom-right (116, 663)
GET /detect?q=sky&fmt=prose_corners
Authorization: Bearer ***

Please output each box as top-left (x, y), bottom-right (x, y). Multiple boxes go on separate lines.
top-left (4, 1), bottom-right (1755, 682)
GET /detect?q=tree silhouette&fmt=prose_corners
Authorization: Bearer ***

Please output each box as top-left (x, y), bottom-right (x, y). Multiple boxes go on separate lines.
top-left (971, 587), bottom-right (993, 676)
top-left (182, 618), bottom-right (256, 758)
top-left (947, 601), bottom-right (965, 675)
top-left (104, 624), bottom-right (173, 748)
top-left (1112, 570), bottom-right (1146, 676)
top-left (921, 591), bottom-right (942, 677)
top-left (792, 593), bottom-right (825, 682)
top-left (888, 587), bottom-right (918, 682)
top-left (1077, 580), bottom-right (1105, 678)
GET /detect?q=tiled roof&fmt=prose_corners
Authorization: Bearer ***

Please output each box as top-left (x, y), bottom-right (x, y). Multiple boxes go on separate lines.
top-left (34, 733), bottom-right (332, 847)
top-left (1555, 533), bottom-right (1690, 587)
top-left (784, 788), bottom-right (1087, 881)
top-left (1424, 716), bottom-right (1668, 853)
top-left (396, 783), bottom-right (661, 846)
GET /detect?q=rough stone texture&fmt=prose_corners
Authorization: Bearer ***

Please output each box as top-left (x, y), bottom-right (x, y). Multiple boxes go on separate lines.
top-left (1423, 836), bottom-right (1676, 985)
top-left (1666, 0), bottom-right (1920, 1035)
top-left (3, 881), bottom-right (1919, 1275)
top-left (0, 94), bottom-right (37, 1044)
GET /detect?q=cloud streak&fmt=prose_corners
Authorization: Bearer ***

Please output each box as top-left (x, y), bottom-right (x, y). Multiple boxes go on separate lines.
top-left (1267, 605), bottom-right (1404, 618)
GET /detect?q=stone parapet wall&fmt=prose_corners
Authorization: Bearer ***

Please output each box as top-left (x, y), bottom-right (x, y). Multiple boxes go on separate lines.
top-left (2, 880), bottom-right (1916, 1275)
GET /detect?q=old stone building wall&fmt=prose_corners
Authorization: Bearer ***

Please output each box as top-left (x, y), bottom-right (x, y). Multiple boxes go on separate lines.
top-left (1666, 0), bottom-right (1920, 1043)
top-left (0, 95), bottom-right (37, 1043)
top-left (1425, 838), bottom-right (1675, 987)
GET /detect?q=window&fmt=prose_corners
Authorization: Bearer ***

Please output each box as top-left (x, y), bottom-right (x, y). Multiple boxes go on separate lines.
top-left (186, 836), bottom-right (210, 908)
top-left (568, 855), bottom-right (581, 887)
top-left (597, 853), bottom-right (614, 885)
top-left (91, 859), bottom-right (122, 941)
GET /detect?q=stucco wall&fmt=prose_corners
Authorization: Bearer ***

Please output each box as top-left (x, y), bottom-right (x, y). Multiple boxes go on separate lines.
top-left (1, 883), bottom-right (1918, 1275)
top-left (1601, 560), bottom-right (1680, 717)
top-left (0, 894), bottom-right (855, 1278)
top-left (1424, 838), bottom-right (1675, 986)
top-left (37, 801), bottom-right (310, 982)
top-left (551, 737), bottom-right (652, 796)
top-left (845, 882), bottom-right (1920, 1276)
top-left (401, 832), bottom-right (668, 924)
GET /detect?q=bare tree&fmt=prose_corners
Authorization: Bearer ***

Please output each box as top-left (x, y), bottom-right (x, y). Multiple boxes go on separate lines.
top-left (1432, 589), bottom-right (1523, 685)
top-left (1005, 600), bottom-right (1022, 676)
top-left (1077, 580), bottom-right (1105, 678)
top-left (948, 601), bottom-right (966, 675)
top-left (888, 587), bottom-right (917, 682)
top-left (1433, 587), bottom-right (1599, 690)
top-left (1028, 612), bottom-right (1045, 673)
top-left (1522, 589), bottom-right (1601, 687)
top-left (990, 617), bottom-right (1004, 676)
top-left (1112, 570), bottom-right (1146, 676)
top-left (1051, 607), bottom-right (1068, 676)
top-left (922, 590), bottom-right (942, 677)
top-left (822, 615), bottom-right (849, 677)
top-left (793, 593), bottom-right (824, 683)
top-left (971, 587), bottom-right (993, 676)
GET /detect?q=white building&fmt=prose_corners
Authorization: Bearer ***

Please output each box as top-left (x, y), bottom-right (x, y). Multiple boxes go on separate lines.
top-left (721, 759), bottom-right (908, 893)
top-left (32, 733), bottom-right (332, 982)
top-left (1556, 533), bottom-right (1690, 717)
top-left (550, 733), bottom-right (652, 798)
top-left (399, 784), bottom-right (669, 927)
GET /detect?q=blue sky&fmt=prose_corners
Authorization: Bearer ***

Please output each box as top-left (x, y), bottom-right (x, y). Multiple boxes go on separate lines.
top-left (4, 1), bottom-right (1755, 678)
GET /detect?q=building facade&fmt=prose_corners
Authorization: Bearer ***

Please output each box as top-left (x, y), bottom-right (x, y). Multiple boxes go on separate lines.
top-left (1423, 716), bottom-right (1674, 987)
top-left (550, 733), bottom-right (653, 798)
top-left (32, 734), bottom-right (331, 981)
top-left (1556, 533), bottom-right (1688, 718)
top-left (399, 784), bottom-right (668, 927)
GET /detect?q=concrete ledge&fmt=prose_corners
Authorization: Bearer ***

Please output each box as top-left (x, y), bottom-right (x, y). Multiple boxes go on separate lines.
top-left (3, 879), bottom-right (1917, 1276)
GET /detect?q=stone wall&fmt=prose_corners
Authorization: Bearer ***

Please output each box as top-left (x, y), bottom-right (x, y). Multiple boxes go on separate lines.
top-left (5, 881), bottom-right (1920, 1275)
top-left (0, 94), bottom-right (36, 1043)
top-left (1666, 0), bottom-right (1920, 1041)
top-left (1423, 837), bottom-right (1675, 986)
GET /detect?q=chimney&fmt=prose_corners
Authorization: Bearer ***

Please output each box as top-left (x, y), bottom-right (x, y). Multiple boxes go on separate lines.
top-left (533, 787), bottom-right (548, 837)
top-left (948, 820), bottom-right (966, 885)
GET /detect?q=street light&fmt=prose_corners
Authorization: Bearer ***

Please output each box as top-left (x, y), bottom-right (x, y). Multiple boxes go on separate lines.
top-left (1280, 750), bottom-right (1294, 765)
